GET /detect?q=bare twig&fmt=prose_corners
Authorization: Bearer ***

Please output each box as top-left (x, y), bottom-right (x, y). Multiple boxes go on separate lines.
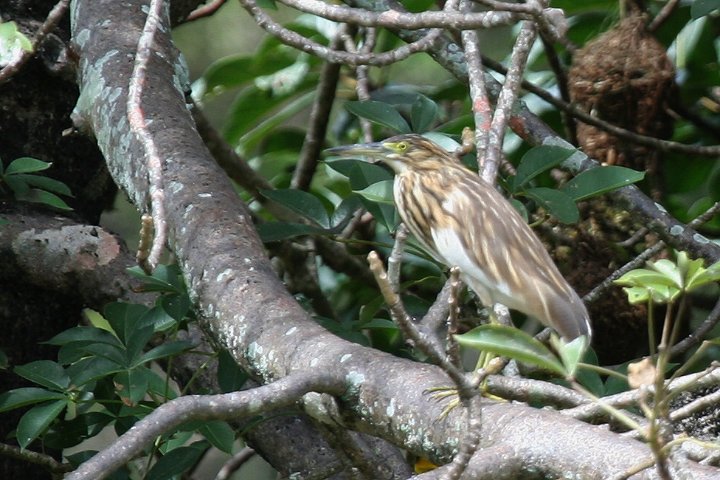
top-left (187, 0), bottom-right (228, 21)
top-left (238, 0), bottom-right (443, 66)
top-left (66, 373), bottom-right (346, 480)
top-left (387, 224), bottom-right (408, 292)
top-left (0, 442), bottom-right (73, 474)
top-left (214, 447), bottom-right (255, 480)
top-left (585, 201), bottom-right (720, 304)
top-left (127, 0), bottom-right (168, 273)
top-left (482, 19), bottom-right (537, 184)
top-left (291, 35), bottom-right (343, 191)
top-left (480, 55), bottom-right (720, 157)
top-left (0, 0), bottom-right (69, 84)
top-left (460, 1), bottom-right (491, 158)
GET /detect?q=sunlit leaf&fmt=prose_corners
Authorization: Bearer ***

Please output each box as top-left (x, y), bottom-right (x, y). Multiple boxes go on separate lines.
top-left (345, 101), bottom-right (411, 133)
top-left (455, 324), bottom-right (566, 376)
top-left (561, 166), bottom-right (644, 201)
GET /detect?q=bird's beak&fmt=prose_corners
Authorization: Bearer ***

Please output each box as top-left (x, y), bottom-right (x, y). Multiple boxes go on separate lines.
top-left (323, 142), bottom-right (388, 162)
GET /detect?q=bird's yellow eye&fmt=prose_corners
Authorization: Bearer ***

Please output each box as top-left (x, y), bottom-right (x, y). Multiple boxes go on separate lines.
top-left (397, 142), bottom-right (408, 152)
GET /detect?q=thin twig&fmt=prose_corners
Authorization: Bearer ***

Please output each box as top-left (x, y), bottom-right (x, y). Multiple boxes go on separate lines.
top-left (481, 55), bottom-right (720, 158)
top-left (460, 1), bottom-right (491, 158)
top-left (387, 224), bottom-right (408, 292)
top-left (482, 19), bottom-right (537, 184)
top-left (214, 447), bottom-right (255, 480)
top-left (584, 201), bottom-right (720, 304)
top-left (127, 0), bottom-right (168, 273)
top-left (0, 0), bottom-right (69, 85)
top-left (186, 0), bottom-right (228, 21)
top-left (291, 35), bottom-right (343, 191)
top-left (367, 251), bottom-right (473, 391)
top-left (238, 0), bottom-right (443, 67)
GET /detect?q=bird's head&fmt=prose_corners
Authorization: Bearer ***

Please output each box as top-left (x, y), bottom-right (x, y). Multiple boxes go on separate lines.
top-left (325, 134), bottom-right (456, 174)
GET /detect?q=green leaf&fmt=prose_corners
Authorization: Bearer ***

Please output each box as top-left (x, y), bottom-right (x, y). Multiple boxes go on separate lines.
top-left (104, 302), bottom-right (151, 345)
top-left (363, 200), bottom-right (397, 233)
top-left (15, 188), bottom-right (72, 210)
top-left (331, 194), bottom-right (363, 228)
top-left (45, 326), bottom-right (122, 349)
top-left (14, 361), bottom-right (70, 391)
top-left (260, 189), bottom-right (330, 228)
top-left (691, 0), bottom-right (720, 19)
top-left (614, 268), bottom-right (679, 288)
top-left (455, 324), bottom-right (566, 376)
top-left (257, 221), bottom-right (327, 242)
top-left (512, 146), bottom-right (576, 190)
top-left (236, 90), bottom-right (316, 152)
top-left (651, 259), bottom-right (683, 288)
top-left (198, 49), bottom-right (295, 96)
top-left (410, 94), bottom-right (438, 133)
top-left (199, 421), bottom-right (235, 454)
top-left (354, 180), bottom-right (394, 205)
top-left (139, 305), bottom-right (177, 334)
top-left (523, 187), bottom-right (579, 224)
top-left (16, 400), bottom-right (68, 449)
top-left (114, 369), bottom-right (150, 406)
top-left (137, 340), bottom-right (194, 366)
top-left (160, 293), bottom-right (192, 323)
top-left (217, 350), bottom-right (249, 393)
top-left (9, 174), bottom-right (72, 196)
top-left (5, 157), bottom-right (52, 175)
top-left (0, 22), bottom-right (32, 64)
top-left (345, 101), bottom-right (411, 133)
top-left (0, 388), bottom-right (66, 412)
top-left (146, 441), bottom-right (210, 480)
top-left (561, 166), bottom-right (644, 201)
top-left (66, 357), bottom-right (123, 387)
top-left (127, 264), bottom-right (184, 294)
top-left (79, 343), bottom-right (128, 367)
top-left (326, 159), bottom-right (393, 190)
top-left (686, 260), bottom-right (720, 292)
top-left (550, 335), bottom-right (589, 377)
top-left (125, 323), bottom-right (156, 365)
top-left (575, 349), bottom-right (605, 397)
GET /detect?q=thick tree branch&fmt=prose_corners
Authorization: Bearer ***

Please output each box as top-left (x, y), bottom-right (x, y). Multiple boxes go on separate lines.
top-left (66, 372), bottom-right (346, 480)
top-left (68, 1), bottom-right (720, 478)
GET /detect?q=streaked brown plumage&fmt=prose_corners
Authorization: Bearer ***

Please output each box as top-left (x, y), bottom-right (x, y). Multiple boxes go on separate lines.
top-left (326, 134), bottom-right (592, 340)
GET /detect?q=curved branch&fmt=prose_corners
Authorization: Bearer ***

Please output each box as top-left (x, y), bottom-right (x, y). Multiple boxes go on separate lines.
top-left (238, 0), bottom-right (443, 66)
top-left (66, 373), bottom-right (346, 480)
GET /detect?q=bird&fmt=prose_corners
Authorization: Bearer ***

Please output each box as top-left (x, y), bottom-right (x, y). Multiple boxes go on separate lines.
top-left (326, 133), bottom-right (592, 340)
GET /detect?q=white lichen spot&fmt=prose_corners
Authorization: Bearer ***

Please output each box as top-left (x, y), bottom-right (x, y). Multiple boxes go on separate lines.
top-left (285, 326), bottom-right (297, 336)
top-left (386, 398), bottom-right (395, 417)
top-left (198, 192), bottom-right (212, 198)
top-left (340, 354), bottom-right (352, 363)
top-left (167, 181), bottom-right (183, 194)
top-left (670, 225), bottom-right (684, 236)
top-left (654, 202), bottom-right (668, 214)
top-left (693, 233), bottom-right (710, 244)
top-left (217, 269), bottom-right (234, 283)
top-left (247, 342), bottom-right (261, 359)
top-left (345, 371), bottom-right (365, 386)
top-left (310, 358), bottom-right (319, 367)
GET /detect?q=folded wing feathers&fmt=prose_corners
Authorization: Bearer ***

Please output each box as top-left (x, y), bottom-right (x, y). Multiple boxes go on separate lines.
top-left (394, 165), bottom-right (591, 339)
